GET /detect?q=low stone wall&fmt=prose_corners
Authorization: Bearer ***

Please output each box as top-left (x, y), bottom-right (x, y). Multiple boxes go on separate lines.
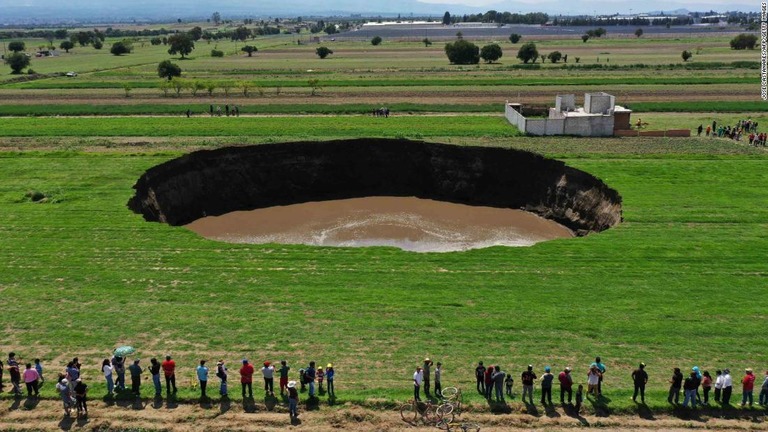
top-left (128, 139), bottom-right (623, 236)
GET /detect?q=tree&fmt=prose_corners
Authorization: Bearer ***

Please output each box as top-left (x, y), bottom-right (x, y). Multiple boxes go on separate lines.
top-left (308, 78), bottom-right (321, 96)
top-left (150, 37), bottom-right (162, 46)
top-left (681, 50), bottom-right (692, 62)
top-left (211, 49), bottom-right (224, 57)
top-left (59, 41), bottom-right (74, 53)
top-left (516, 42), bottom-right (538, 63)
top-left (508, 33), bottom-right (521, 44)
top-left (444, 39), bottom-right (480, 64)
top-left (442, 11), bottom-right (451, 25)
top-left (730, 33), bottom-right (758, 50)
top-left (8, 41), bottom-right (25, 53)
top-left (315, 46), bottom-right (333, 59)
top-left (635, 28), bottom-right (644, 38)
top-left (168, 33), bottom-right (195, 58)
top-left (241, 45), bottom-right (258, 57)
top-left (157, 60), bottom-right (182, 80)
top-left (54, 29), bottom-right (68, 39)
top-left (455, 31), bottom-right (463, 40)
top-left (422, 38), bottom-right (432, 47)
top-left (547, 51), bottom-right (563, 63)
top-left (371, 36), bottom-right (382, 46)
top-left (480, 43), bottom-right (502, 63)
top-left (582, 34), bottom-right (590, 43)
top-left (110, 41), bottom-right (131, 56)
top-left (5, 52), bottom-right (30, 74)
top-left (324, 24), bottom-right (338, 34)
top-left (212, 11), bottom-right (221, 25)
top-left (232, 26), bottom-right (251, 42)
top-left (92, 39), bottom-right (103, 50)
top-left (189, 26), bottom-right (203, 41)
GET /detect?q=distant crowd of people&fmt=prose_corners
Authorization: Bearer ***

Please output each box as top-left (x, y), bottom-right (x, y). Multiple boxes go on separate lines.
top-left (698, 119), bottom-right (764, 146)
top-left (0, 352), bottom-right (335, 420)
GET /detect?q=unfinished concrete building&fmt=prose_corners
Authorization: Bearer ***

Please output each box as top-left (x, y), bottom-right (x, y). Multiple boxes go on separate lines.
top-left (505, 93), bottom-right (632, 137)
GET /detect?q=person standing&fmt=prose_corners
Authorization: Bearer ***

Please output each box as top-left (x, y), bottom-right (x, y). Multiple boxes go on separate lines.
top-left (505, 373), bottom-right (514, 397)
top-left (112, 355), bottom-right (126, 392)
top-left (722, 369), bottom-right (733, 405)
top-left (305, 362), bottom-right (317, 398)
top-left (484, 366), bottom-right (494, 400)
top-left (23, 363), bottom-right (40, 397)
top-left (701, 371), bottom-right (712, 405)
top-left (74, 378), bottom-right (88, 417)
top-left (56, 379), bottom-right (74, 416)
top-left (278, 360), bottom-right (290, 395)
top-left (759, 370), bottom-right (768, 406)
top-left (492, 366), bottom-right (506, 402)
top-left (540, 366), bottom-right (554, 405)
top-left (558, 367), bottom-right (573, 405)
top-left (590, 357), bottom-right (606, 396)
top-left (587, 366), bottom-right (600, 398)
top-left (326, 364), bottom-right (335, 396)
top-left (149, 358), bottom-right (162, 397)
top-left (742, 368), bottom-right (755, 407)
top-left (683, 372), bottom-right (698, 408)
top-left (631, 363), bottom-right (648, 403)
top-left (287, 380), bottom-right (299, 418)
top-left (413, 367), bottom-right (423, 402)
top-left (66, 361), bottom-right (80, 391)
top-left (209, 104), bottom-right (214, 117)
top-left (521, 365), bottom-right (536, 404)
top-left (8, 352), bottom-right (22, 395)
top-left (262, 361), bottom-right (275, 396)
top-left (575, 384), bottom-right (584, 412)
top-left (161, 355), bottom-right (177, 395)
top-left (475, 362), bottom-right (486, 394)
top-left (240, 359), bottom-right (254, 398)
top-left (316, 365), bottom-right (325, 393)
top-left (102, 359), bottom-right (114, 396)
top-left (217, 360), bottom-right (228, 397)
top-left (34, 359), bottom-right (44, 385)
top-left (714, 370), bottom-right (724, 403)
top-left (128, 359), bottom-right (143, 397)
top-left (197, 360), bottom-right (209, 399)
top-left (434, 362), bottom-right (442, 397)
top-left (422, 358), bottom-right (432, 398)
top-left (668, 368), bottom-right (683, 404)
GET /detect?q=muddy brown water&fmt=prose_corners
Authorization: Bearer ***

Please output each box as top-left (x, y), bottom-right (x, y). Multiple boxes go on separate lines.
top-left (185, 197), bottom-right (573, 252)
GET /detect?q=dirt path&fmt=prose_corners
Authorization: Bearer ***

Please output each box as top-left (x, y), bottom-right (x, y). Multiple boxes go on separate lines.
top-left (0, 398), bottom-right (765, 431)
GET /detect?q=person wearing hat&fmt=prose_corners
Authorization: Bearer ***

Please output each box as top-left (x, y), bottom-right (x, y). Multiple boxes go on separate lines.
top-left (287, 380), bottom-right (299, 418)
top-left (240, 359), bottom-right (254, 399)
top-left (413, 367), bottom-right (423, 402)
top-left (475, 362), bottom-right (486, 395)
top-left (216, 360), bottom-right (228, 397)
top-left (722, 368), bottom-right (733, 405)
top-left (56, 378), bottom-right (74, 416)
top-left (279, 360), bottom-right (290, 396)
top-left (316, 364), bottom-right (325, 393)
top-left (422, 358), bottom-right (433, 398)
top-left (521, 365), bottom-right (536, 404)
top-left (631, 363), bottom-right (648, 404)
top-left (434, 362), bottom-right (442, 397)
top-left (161, 355), bottom-right (177, 395)
top-left (325, 363), bottom-right (335, 396)
top-left (558, 367), bottom-right (573, 405)
top-left (742, 368), bottom-right (755, 407)
top-left (128, 359), bottom-right (143, 398)
top-left (262, 361), bottom-right (275, 396)
top-left (540, 366), bottom-right (554, 405)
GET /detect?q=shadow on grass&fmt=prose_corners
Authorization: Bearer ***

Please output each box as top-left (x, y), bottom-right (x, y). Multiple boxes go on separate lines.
top-left (23, 396), bottom-right (39, 410)
top-left (151, 395), bottom-right (163, 409)
top-left (243, 397), bottom-right (257, 413)
top-left (58, 415), bottom-right (74, 431)
top-left (264, 395), bottom-right (278, 411)
top-left (290, 416), bottom-right (302, 426)
top-left (544, 403), bottom-right (561, 418)
top-left (305, 395), bottom-right (320, 411)
top-left (220, 396), bottom-right (231, 414)
top-left (487, 399), bottom-right (512, 414)
top-left (635, 401), bottom-right (656, 420)
top-left (563, 403), bottom-right (589, 426)
top-left (587, 394), bottom-right (611, 417)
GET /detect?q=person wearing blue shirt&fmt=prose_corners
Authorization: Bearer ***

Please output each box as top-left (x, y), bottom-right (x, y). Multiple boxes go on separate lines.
top-left (325, 364), bottom-right (335, 396)
top-left (197, 360), bottom-right (209, 399)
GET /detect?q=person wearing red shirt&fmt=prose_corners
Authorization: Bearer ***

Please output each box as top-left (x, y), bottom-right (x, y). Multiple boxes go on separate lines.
top-left (161, 355), bottom-right (177, 395)
top-left (240, 359), bottom-right (254, 399)
top-left (558, 367), bottom-right (573, 405)
top-left (742, 368), bottom-right (756, 407)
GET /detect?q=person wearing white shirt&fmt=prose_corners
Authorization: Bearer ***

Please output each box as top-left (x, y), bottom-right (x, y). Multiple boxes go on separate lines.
top-left (413, 367), bottom-right (423, 402)
top-left (722, 369), bottom-right (733, 404)
top-left (714, 370), bottom-right (724, 403)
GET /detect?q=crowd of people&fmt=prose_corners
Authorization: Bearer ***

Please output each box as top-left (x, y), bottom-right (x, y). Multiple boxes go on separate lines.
top-left (0, 352), bottom-right (336, 420)
top-left (697, 119), bottom-right (764, 146)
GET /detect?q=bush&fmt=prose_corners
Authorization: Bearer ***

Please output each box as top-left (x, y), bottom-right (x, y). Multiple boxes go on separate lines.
top-left (110, 41), bottom-right (131, 56)
top-left (157, 60), bottom-right (181, 80)
top-left (509, 33), bottom-right (521, 44)
top-left (681, 50), bottom-right (693, 62)
top-left (547, 51), bottom-right (563, 63)
top-left (211, 49), bottom-right (224, 57)
top-left (444, 39), bottom-right (480, 64)
top-left (241, 45), bottom-right (258, 57)
top-left (516, 42), bottom-right (538, 64)
top-left (371, 36), bottom-right (382, 46)
top-left (316, 46), bottom-right (333, 59)
top-left (480, 44), bottom-right (502, 63)
top-left (730, 33), bottom-right (757, 50)
top-left (8, 41), bottom-right (25, 52)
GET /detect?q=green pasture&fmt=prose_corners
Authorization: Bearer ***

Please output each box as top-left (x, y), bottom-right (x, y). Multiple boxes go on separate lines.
top-left (0, 136), bottom-right (767, 415)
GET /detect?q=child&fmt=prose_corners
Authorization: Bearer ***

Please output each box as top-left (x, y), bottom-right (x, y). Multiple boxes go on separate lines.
top-left (34, 359), bottom-right (44, 385)
top-left (74, 378), bottom-right (88, 417)
top-left (505, 373), bottom-right (514, 397)
top-left (316, 365), bottom-right (325, 393)
top-left (575, 384), bottom-right (584, 412)
top-left (587, 366), bottom-right (600, 398)
top-left (299, 368), bottom-right (306, 391)
top-left (326, 364), bottom-right (335, 396)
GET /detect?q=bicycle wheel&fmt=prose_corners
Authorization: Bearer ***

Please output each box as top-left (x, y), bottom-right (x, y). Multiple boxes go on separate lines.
top-left (437, 409), bottom-right (454, 425)
top-left (400, 402), bottom-right (417, 423)
top-left (436, 403), bottom-right (454, 417)
top-left (435, 417), bottom-right (452, 430)
top-left (440, 387), bottom-right (459, 400)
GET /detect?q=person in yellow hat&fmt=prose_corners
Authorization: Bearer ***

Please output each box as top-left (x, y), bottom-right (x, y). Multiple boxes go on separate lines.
top-left (326, 363), bottom-right (335, 396)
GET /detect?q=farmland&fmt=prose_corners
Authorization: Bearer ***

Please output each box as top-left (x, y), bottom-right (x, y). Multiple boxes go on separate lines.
top-left (0, 22), bottom-right (766, 431)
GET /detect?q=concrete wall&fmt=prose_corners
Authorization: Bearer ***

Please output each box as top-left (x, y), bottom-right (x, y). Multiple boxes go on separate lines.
top-left (555, 94), bottom-right (576, 112)
top-left (504, 104), bottom-right (527, 132)
top-left (585, 93), bottom-right (614, 114)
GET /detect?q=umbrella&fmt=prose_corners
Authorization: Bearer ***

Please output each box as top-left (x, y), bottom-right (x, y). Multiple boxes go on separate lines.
top-left (114, 346), bottom-right (136, 357)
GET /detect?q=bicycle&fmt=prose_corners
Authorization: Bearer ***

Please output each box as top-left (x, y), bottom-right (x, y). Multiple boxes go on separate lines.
top-left (439, 387), bottom-right (463, 416)
top-left (400, 399), bottom-right (454, 426)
